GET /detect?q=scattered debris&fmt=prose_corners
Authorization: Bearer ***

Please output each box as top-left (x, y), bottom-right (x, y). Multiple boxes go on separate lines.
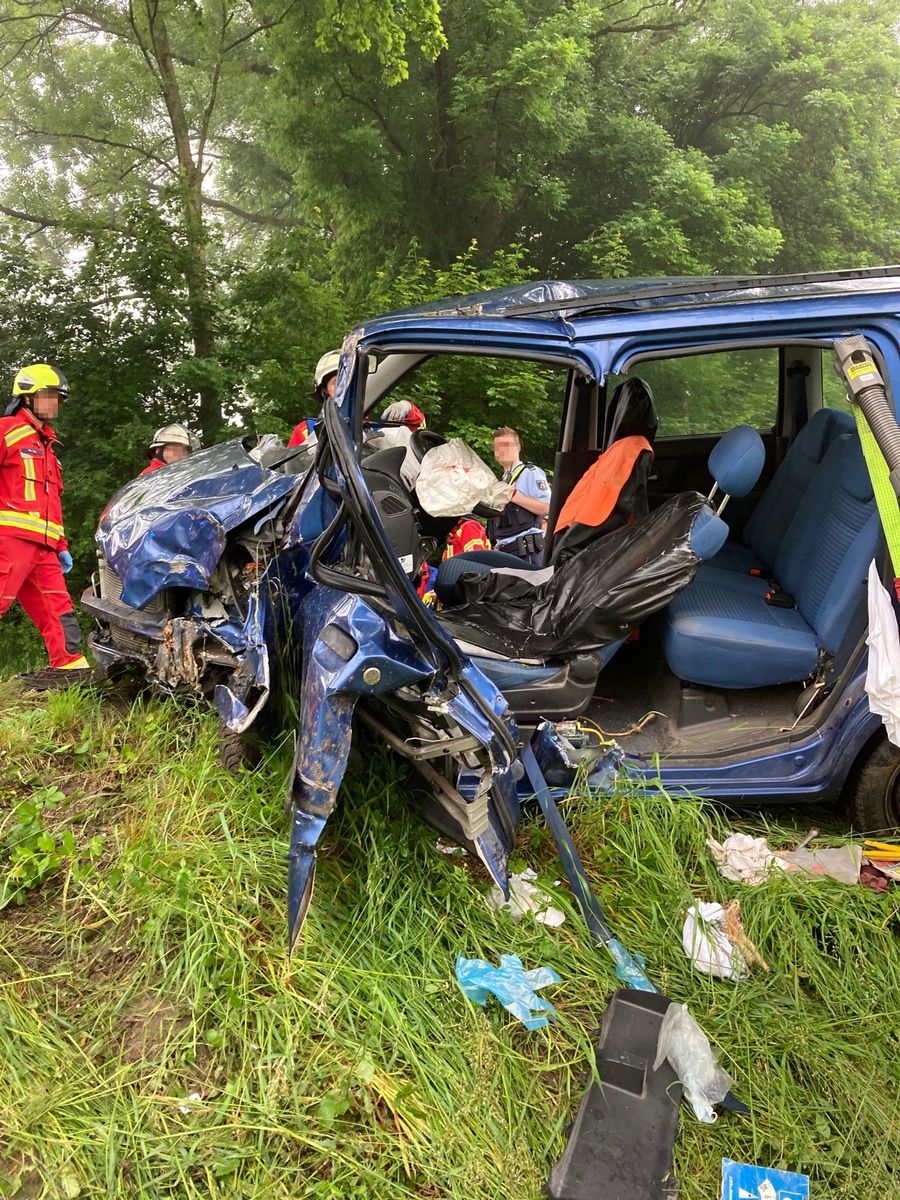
top-left (546, 989), bottom-right (681, 1200)
top-left (865, 558), bottom-right (900, 748)
top-left (485, 868), bottom-right (566, 926)
top-left (706, 832), bottom-right (786, 885)
top-left (178, 1091), bottom-right (202, 1115)
top-left (721, 1158), bottom-right (809, 1199)
top-left (860, 861), bottom-right (893, 893)
top-left (721, 899), bottom-right (769, 971)
top-left (709, 831), bottom-right (864, 886)
top-left (683, 901), bottom-right (748, 980)
top-left (682, 899), bottom-right (768, 980)
top-left (434, 839), bottom-right (467, 857)
top-left (779, 843), bottom-right (862, 884)
top-left (654, 1002), bottom-right (735, 1124)
top-left (862, 838), bottom-right (900, 862)
top-left (454, 952), bottom-right (560, 1030)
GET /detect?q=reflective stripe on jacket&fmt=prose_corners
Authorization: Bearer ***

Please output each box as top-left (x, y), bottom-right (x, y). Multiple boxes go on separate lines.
top-left (444, 518), bottom-right (490, 559)
top-left (0, 410), bottom-right (67, 550)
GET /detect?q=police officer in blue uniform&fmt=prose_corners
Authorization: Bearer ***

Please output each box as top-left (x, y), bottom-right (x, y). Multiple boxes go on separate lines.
top-left (487, 427), bottom-right (551, 563)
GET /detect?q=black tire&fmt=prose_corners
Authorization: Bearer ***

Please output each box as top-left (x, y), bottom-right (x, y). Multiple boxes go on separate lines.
top-left (218, 725), bottom-right (261, 774)
top-left (845, 736), bottom-right (900, 834)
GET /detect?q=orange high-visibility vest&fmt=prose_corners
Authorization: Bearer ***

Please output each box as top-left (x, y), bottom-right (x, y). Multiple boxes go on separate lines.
top-left (555, 436), bottom-right (653, 534)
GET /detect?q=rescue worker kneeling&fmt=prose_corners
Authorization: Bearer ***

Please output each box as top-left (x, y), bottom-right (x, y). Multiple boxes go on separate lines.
top-left (0, 364), bottom-right (89, 673)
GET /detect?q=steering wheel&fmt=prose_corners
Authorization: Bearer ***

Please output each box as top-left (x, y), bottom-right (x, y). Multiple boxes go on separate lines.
top-left (409, 429), bottom-right (447, 462)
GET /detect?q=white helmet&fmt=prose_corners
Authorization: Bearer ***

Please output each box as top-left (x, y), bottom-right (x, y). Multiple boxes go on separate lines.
top-left (314, 350), bottom-right (341, 388)
top-left (150, 423), bottom-right (192, 451)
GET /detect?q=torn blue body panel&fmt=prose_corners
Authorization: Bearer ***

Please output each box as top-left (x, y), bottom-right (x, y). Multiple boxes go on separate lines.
top-left (284, 581), bottom-right (434, 944)
top-left (284, 579), bottom-right (521, 945)
top-left (98, 439), bottom-right (298, 609)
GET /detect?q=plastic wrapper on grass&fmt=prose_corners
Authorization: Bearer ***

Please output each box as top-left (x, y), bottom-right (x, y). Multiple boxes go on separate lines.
top-left (653, 1002), bottom-right (735, 1124)
top-left (485, 869), bottom-right (566, 927)
top-left (682, 902), bottom-right (748, 980)
top-left (455, 952), bottom-right (560, 1030)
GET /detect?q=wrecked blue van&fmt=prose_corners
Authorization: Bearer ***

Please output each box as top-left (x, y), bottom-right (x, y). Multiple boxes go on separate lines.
top-left (83, 268), bottom-right (900, 943)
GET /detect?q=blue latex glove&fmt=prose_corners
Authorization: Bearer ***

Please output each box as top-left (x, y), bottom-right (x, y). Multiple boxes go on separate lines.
top-left (455, 953), bottom-right (560, 1030)
top-left (58, 550), bottom-right (73, 574)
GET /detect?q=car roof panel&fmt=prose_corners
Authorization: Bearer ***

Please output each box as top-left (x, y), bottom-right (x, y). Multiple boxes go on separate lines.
top-left (360, 265), bottom-right (900, 328)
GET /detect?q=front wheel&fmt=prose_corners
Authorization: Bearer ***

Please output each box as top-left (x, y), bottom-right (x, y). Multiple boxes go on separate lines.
top-left (845, 737), bottom-right (900, 834)
top-left (218, 723), bottom-right (261, 775)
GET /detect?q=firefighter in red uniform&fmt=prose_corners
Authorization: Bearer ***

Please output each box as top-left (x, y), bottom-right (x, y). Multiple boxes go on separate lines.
top-left (288, 350), bottom-right (340, 448)
top-left (418, 516), bottom-right (489, 606)
top-left (444, 517), bottom-right (490, 559)
top-left (0, 364), bottom-right (89, 673)
top-left (140, 423), bottom-right (193, 476)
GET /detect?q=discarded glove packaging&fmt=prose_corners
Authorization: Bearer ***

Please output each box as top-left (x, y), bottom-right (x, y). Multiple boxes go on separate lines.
top-left (653, 1001), bottom-right (735, 1124)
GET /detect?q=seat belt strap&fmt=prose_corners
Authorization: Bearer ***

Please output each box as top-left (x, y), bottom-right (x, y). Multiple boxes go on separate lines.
top-left (853, 404), bottom-right (900, 577)
top-left (520, 741), bottom-right (656, 991)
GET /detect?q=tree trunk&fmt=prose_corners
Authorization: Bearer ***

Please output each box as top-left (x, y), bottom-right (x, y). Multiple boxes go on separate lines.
top-left (145, 6), bottom-right (222, 441)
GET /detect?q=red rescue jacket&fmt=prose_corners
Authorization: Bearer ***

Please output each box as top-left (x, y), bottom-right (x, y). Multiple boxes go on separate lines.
top-left (139, 457), bottom-right (165, 476)
top-left (444, 518), bottom-right (490, 559)
top-left (0, 408), bottom-right (67, 550)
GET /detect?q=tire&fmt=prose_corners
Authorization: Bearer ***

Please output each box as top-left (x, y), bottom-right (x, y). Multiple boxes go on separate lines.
top-left (845, 736), bottom-right (900, 834)
top-left (218, 725), bottom-right (261, 774)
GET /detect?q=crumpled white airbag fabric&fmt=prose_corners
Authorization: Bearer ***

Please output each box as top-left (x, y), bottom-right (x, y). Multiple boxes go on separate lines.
top-left (415, 439), bottom-right (514, 517)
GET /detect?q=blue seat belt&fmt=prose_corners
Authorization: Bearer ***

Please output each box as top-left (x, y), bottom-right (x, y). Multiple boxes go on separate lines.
top-left (521, 740), bottom-right (657, 992)
top-left (520, 738), bottom-right (750, 1114)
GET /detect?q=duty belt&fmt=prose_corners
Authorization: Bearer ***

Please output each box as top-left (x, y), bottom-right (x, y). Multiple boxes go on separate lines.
top-left (507, 531), bottom-right (544, 559)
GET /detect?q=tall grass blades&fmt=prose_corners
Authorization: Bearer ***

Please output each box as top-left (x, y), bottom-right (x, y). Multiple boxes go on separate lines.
top-left (0, 681), bottom-right (898, 1197)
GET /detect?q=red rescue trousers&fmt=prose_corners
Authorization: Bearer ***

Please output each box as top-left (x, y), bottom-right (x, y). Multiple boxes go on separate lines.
top-left (0, 535), bottom-right (87, 668)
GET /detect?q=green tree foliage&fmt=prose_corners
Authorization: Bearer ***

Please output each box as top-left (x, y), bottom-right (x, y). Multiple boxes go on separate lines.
top-left (0, 0), bottom-right (899, 617)
top-left (0, 0), bottom-right (308, 438)
top-left (634, 0), bottom-right (900, 270)
top-left (0, 226), bottom-right (195, 568)
top-left (266, 0), bottom-right (791, 280)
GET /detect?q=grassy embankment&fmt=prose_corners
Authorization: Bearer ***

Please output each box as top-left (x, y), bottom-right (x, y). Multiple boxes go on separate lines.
top-left (1, 679), bottom-right (899, 1198)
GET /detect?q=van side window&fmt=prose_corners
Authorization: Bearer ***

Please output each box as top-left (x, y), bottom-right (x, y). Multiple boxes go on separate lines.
top-left (822, 348), bottom-right (854, 413)
top-left (609, 348), bottom-right (779, 437)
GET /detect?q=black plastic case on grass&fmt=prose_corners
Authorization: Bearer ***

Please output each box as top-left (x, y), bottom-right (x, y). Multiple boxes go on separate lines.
top-left (546, 989), bottom-right (681, 1200)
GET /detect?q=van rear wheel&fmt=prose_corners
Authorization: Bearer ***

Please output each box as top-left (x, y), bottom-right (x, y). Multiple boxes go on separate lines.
top-left (846, 737), bottom-right (900, 835)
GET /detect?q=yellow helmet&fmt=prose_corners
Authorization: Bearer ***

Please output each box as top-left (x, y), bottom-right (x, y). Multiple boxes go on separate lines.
top-left (13, 364), bottom-right (69, 399)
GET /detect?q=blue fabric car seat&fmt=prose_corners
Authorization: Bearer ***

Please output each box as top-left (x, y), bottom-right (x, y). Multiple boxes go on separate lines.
top-left (659, 431), bottom-right (880, 689)
top-left (709, 407), bottom-right (855, 573)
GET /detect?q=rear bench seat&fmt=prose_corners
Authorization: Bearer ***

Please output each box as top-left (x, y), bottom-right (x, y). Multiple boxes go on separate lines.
top-left (658, 429), bottom-right (880, 689)
top-left (709, 406), bottom-right (855, 574)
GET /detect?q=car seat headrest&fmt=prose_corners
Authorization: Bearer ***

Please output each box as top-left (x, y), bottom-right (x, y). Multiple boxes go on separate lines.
top-left (606, 378), bottom-right (659, 446)
top-left (708, 425), bottom-right (765, 508)
top-left (689, 505), bottom-right (730, 560)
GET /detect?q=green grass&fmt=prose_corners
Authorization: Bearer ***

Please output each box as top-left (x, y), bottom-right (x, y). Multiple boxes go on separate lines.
top-left (1, 681), bottom-right (899, 1198)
